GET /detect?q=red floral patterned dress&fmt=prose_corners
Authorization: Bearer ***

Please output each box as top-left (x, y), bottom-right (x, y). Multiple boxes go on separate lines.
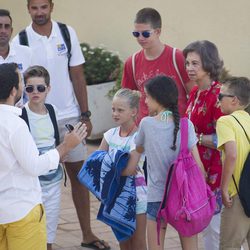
top-left (186, 81), bottom-right (224, 213)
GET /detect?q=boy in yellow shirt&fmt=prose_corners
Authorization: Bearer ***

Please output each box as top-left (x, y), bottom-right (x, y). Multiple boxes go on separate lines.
top-left (217, 76), bottom-right (250, 249)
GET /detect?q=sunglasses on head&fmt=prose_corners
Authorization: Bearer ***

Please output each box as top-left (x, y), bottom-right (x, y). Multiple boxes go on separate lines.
top-left (218, 93), bottom-right (235, 101)
top-left (132, 30), bottom-right (154, 38)
top-left (25, 85), bottom-right (47, 93)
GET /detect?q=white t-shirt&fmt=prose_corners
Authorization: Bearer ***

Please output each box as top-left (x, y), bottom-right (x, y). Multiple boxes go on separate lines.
top-left (12, 21), bottom-right (85, 120)
top-left (25, 103), bottom-right (55, 148)
top-left (104, 127), bottom-right (147, 203)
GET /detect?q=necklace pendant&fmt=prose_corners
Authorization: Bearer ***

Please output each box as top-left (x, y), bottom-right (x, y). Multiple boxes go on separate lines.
top-left (160, 110), bottom-right (173, 121)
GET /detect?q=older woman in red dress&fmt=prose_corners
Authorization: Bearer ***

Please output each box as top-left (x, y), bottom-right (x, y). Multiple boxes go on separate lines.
top-left (183, 40), bottom-right (223, 250)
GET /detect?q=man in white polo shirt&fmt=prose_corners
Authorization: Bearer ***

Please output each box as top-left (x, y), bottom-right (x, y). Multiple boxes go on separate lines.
top-left (0, 63), bottom-right (87, 250)
top-left (0, 9), bottom-right (33, 105)
top-left (12, 1), bottom-right (110, 249)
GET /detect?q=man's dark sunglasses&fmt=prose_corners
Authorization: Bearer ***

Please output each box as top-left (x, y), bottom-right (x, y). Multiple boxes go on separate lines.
top-left (132, 30), bottom-right (153, 38)
top-left (25, 85), bottom-right (47, 93)
top-left (218, 93), bottom-right (235, 101)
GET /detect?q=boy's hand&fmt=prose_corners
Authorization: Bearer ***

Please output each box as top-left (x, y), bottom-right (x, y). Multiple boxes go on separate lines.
top-left (222, 191), bottom-right (233, 208)
top-left (57, 122), bottom-right (87, 161)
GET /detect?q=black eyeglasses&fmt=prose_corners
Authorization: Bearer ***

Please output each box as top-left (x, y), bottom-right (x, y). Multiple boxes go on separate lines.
top-left (132, 30), bottom-right (154, 38)
top-left (218, 93), bottom-right (235, 101)
top-left (25, 85), bottom-right (47, 93)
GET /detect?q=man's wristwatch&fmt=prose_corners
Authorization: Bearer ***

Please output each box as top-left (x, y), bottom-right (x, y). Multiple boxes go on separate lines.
top-left (81, 110), bottom-right (91, 121)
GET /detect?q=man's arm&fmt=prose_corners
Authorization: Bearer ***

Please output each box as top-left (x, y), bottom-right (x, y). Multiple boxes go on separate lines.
top-left (221, 141), bottom-right (237, 208)
top-left (12, 122), bottom-right (86, 176)
top-left (69, 64), bottom-right (92, 136)
top-left (56, 122), bottom-right (87, 160)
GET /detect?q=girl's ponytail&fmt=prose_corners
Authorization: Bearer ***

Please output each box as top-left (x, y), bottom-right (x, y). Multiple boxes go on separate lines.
top-left (169, 104), bottom-right (180, 151)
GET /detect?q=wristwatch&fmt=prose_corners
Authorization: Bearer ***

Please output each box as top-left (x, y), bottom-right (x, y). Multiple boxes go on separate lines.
top-left (81, 110), bottom-right (91, 120)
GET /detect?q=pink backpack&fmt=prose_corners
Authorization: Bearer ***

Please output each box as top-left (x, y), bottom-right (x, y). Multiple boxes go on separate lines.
top-left (157, 118), bottom-right (216, 239)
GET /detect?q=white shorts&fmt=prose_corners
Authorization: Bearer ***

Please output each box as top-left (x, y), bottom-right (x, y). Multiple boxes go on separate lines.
top-left (41, 181), bottom-right (61, 243)
top-left (136, 201), bottom-right (147, 215)
top-left (58, 116), bottom-right (87, 162)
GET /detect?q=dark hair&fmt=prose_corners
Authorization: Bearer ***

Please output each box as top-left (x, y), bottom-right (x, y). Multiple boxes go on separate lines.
top-left (222, 76), bottom-right (250, 107)
top-left (183, 40), bottom-right (223, 81)
top-left (24, 65), bottom-right (50, 86)
top-left (0, 63), bottom-right (19, 101)
top-left (27, 0), bottom-right (52, 5)
top-left (0, 9), bottom-right (12, 24)
top-left (145, 75), bottom-right (180, 150)
top-left (135, 8), bottom-right (162, 29)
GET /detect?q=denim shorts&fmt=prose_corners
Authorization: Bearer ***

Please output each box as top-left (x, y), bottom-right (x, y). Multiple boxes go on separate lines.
top-left (147, 201), bottom-right (161, 221)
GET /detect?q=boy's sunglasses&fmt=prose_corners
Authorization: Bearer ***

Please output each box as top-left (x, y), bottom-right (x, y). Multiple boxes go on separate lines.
top-left (132, 30), bottom-right (154, 38)
top-left (218, 93), bottom-right (235, 101)
top-left (25, 85), bottom-right (47, 93)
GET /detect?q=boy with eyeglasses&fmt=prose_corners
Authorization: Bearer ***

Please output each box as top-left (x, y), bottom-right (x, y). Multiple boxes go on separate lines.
top-left (122, 7), bottom-right (194, 123)
top-left (21, 65), bottom-right (63, 250)
top-left (216, 77), bottom-right (250, 249)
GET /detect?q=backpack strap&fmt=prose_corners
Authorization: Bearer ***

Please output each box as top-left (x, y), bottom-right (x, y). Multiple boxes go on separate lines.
top-left (19, 29), bottom-right (29, 46)
top-left (132, 48), bottom-right (187, 95)
top-left (18, 23), bottom-right (71, 69)
top-left (45, 104), bottom-right (60, 146)
top-left (131, 52), bottom-right (137, 84)
top-left (20, 107), bottom-right (30, 129)
top-left (231, 115), bottom-right (250, 143)
top-left (44, 104), bottom-right (68, 186)
top-left (57, 22), bottom-right (72, 69)
top-left (180, 117), bottom-right (189, 152)
top-left (172, 48), bottom-right (188, 97)
top-left (232, 175), bottom-right (240, 195)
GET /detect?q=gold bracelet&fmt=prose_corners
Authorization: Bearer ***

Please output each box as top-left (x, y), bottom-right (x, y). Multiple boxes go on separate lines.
top-left (199, 133), bottom-right (203, 145)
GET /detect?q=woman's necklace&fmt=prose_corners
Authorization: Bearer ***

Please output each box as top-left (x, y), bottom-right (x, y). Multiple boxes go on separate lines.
top-left (189, 81), bottom-right (215, 119)
top-left (117, 123), bottom-right (137, 151)
top-left (159, 110), bottom-right (173, 122)
top-left (119, 123), bottom-right (136, 137)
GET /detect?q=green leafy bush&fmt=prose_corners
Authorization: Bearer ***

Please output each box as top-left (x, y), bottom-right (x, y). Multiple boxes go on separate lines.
top-left (108, 64), bottom-right (123, 98)
top-left (80, 43), bottom-right (123, 85)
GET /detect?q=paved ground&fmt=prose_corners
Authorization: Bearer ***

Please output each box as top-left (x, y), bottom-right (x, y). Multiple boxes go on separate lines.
top-left (53, 140), bottom-right (248, 250)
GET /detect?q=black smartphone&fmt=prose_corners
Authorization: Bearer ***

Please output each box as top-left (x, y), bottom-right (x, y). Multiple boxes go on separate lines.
top-left (65, 123), bottom-right (74, 132)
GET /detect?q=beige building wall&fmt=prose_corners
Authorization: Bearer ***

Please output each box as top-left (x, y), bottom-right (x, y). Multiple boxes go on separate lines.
top-left (2, 0), bottom-right (250, 77)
